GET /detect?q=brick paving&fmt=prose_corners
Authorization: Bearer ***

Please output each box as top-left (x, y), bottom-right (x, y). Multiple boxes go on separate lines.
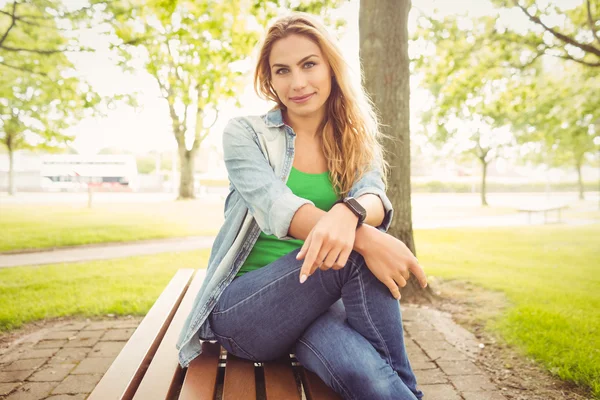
top-left (0, 307), bottom-right (506, 400)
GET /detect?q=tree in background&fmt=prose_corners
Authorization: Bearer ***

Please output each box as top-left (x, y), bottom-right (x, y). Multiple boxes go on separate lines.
top-left (360, 0), bottom-right (430, 301)
top-left (413, 2), bottom-right (598, 201)
top-left (103, 0), bottom-right (343, 199)
top-left (0, 1), bottom-right (100, 195)
top-left (497, 64), bottom-right (600, 199)
top-left (491, 0), bottom-right (600, 68)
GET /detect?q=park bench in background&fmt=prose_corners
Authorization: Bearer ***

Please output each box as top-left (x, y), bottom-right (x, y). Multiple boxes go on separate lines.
top-left (88, 269), bottom-right (341, 400)
top-left (518, 204), bottom-right (568, 224)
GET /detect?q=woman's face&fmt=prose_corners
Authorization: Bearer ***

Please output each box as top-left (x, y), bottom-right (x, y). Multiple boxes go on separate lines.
top-left (268, 34), bottom-right (332, 119)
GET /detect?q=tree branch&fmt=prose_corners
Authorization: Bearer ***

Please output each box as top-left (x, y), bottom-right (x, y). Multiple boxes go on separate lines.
top-left (514, 0), bottom-right (600, 58)
top-left (1, 45), bottom-right (68, 54)
top-left (0, 60), bottom-right (49, 77)
top-left (587, 0), bottom-right (600, 45)
top-left (0, 1), bottom-right (18, 48)
top-left (556, 52), bottom-right (600, 67)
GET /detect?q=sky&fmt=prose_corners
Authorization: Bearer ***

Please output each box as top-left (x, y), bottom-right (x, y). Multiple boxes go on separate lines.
top-left (60, 0), bottom-right (527, 156)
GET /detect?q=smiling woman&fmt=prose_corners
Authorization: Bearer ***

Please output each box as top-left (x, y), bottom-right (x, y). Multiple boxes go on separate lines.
top-left (176, 13), bottom-right (427, 400)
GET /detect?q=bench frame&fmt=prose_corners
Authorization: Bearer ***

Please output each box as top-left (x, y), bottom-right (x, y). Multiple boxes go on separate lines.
top-left (89, 269), bottom-right (341, 400)
top-left (518, 205), bottom-right (568, 224)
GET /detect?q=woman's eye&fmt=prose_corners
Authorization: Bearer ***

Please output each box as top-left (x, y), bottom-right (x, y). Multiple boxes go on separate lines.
top-left (276, 68), bottom-right (289, 75)
top-left (304, 62), bottom-right (316, 68)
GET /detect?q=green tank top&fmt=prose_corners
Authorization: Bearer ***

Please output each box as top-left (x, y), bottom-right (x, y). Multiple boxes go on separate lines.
top-left (236, 166), bottom-right (339, 278)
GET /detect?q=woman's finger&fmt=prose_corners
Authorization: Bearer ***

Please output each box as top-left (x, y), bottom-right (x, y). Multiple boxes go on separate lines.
top-left (299, 232), bottom-right (322, 283)
top-left (384, 278), bottom-right (401, 300)
top-left (296, 230), bottom-right (313, 261)
top-left (321, 245), bottom-right (342, 270)
top-left (334, 245), bottom-right (353, 269)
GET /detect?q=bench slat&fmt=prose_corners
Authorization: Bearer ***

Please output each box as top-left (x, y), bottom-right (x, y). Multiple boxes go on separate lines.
top-left (132, 269), bottom-right (208, 400)
top-left (223, 354), bottom-right (257, 400)
top-left (299, 367), bottom-right (342, 400)
top-left (263, 357), bottom-right (301, 400)
top-left (179, 341), bottom-right (221, 400)
top-left (88, 269), bottom-right (195, 400)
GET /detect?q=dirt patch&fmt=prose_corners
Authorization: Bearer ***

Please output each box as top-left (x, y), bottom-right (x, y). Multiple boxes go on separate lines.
top-left (426, 277), bottom-right (594, 400)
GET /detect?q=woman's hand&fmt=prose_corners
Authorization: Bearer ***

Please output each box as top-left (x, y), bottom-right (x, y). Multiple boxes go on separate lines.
top-left (359, 228), bottom-right (428, 300)
top-left (296, 204), bottom-right (359, 283)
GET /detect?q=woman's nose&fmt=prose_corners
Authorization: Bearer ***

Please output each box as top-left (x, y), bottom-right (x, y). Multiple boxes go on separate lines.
top-left (291, 71), bottom-right (308, 90)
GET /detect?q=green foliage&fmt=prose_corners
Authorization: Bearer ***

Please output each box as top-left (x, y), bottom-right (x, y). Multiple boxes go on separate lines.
top-left (0, 1), bottom-right (100, 157)
top-left (413, 3), bottom-right (599, 175)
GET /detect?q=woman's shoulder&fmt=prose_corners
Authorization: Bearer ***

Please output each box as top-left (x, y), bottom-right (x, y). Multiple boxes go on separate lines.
top-left (226, 109), bottom-right (283, 135)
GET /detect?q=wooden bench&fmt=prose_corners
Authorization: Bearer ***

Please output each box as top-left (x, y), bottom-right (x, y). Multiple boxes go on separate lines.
top-left (88, 269), bottom-right (341, 400)
top-left (518, 205), bottom-right (568, 224)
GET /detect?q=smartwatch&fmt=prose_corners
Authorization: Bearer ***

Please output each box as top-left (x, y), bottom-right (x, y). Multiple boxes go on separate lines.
top-left (333, 197), bottom-right (367, 227)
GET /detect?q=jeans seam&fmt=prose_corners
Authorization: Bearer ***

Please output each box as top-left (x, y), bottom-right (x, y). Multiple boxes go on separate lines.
top-left (357, 267), bottom-right (395, 369)
top-left (211, 267), bottom-right (300, 316)
top-left (298, 338), bottom-right (356, 400)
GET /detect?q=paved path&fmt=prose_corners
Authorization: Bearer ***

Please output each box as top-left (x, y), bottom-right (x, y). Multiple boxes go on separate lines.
top-left (0, 306), bottom-right (506, 400)
top-left (0, 236), bottom-right (216, 269)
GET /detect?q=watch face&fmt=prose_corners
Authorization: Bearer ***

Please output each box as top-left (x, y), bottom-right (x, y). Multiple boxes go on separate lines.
top-left (345, 197), bottom-right (367, 219)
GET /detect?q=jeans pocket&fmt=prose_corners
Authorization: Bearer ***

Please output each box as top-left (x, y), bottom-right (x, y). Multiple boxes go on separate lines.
top-left (213, 331), bottom-right (259, 362)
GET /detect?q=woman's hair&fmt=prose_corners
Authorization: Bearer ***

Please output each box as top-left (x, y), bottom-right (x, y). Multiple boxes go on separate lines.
top-left (254, 13), bottom-right (389, 197)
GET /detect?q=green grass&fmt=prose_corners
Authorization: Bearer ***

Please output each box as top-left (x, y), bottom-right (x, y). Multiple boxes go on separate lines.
top-left (0, 250), bottom-right (210, 332)
top-left (416, 224), bottom-right (600, 399)
top-left (0, 202), bottom-right (223, 252)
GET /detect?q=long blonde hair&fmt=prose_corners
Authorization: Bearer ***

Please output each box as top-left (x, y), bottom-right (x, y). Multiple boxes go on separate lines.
top-left (254, 13), bottom-right (388, 197)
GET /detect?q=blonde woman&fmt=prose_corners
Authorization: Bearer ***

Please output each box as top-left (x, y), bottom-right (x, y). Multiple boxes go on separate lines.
top-left (177, 13), bottom-right (427, 400)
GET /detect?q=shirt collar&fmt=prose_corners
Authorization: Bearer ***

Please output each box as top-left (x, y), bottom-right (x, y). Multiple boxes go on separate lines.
top-left (263, 108), bottom-right (285, 128)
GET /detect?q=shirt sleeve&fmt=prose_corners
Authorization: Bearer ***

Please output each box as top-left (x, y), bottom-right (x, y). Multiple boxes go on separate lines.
top-left (222, 117), bottom-right (314, 240)
top-left (347, 163), bottom-right (394, 233)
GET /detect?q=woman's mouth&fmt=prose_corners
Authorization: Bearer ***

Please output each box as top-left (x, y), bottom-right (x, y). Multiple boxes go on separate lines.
top-left (289, 93), bottom-right (315, 104)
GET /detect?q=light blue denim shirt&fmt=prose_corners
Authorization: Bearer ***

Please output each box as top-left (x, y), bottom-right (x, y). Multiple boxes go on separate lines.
top-left (176, 108), bottom-right (394, 368)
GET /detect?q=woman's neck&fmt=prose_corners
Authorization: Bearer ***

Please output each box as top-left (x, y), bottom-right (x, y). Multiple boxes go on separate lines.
top-left (283, 108), bottom-right (325, 140)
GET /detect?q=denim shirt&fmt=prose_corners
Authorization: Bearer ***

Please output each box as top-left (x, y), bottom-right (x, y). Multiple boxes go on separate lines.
top-left (176, 108), bottom-right (395, 368)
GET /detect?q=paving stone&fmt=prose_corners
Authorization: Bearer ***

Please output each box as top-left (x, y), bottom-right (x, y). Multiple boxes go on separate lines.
top-left (89, 341), bottom-right (125, 358)
top-left (5, 381), bottom-right (58, 400)
top-left (53, 322), bottom-right (87, 331)
top-left (437, 360), bottom-right (484, 376)
top-left (425, 348), bottom-right (469, 361)
top-left (450, 374), bottom-right (497, 392)
top-left (82, 321), bottom-right (114, 331)
top-left (48, 349), bottom-right (90, 365)
top-left (62, 336), bottom-right (101, 349)
top-left (0, 370), bottom-right (33, 383)
top-left (101, 328), bottom-right (135, 341)
top-left (71, 357), bottom-right (113, 375)
top-left (51, 374), bottom-right (102, 395)
top-left (462, 391), bottom-right (507, 400)
top-left (3, 348), bottom-right (59, 363)
top-left (42, 331), bottom-right (78, 341)
top-left (0, 382), bottom-right (20, 396)
top-left (111, 320), bottom-right (141, 329)
top-left (419, 383), bottom-right (461, 400)
top-left (27, 364), bottom-right (75, 382)
top-left (416, 368), bottom-right (448, 385)
top-left (407, 349), bottom-right (431, 363)
top-left (34, 340), bottom-right (67, 350)
top-left (46, 395), bottom-right (87, 400)
top-left (419, 340), bottom-right (455, 352)
top-left (411, 360), bottom-right (437, 370)
top-left (0, 351), bottom-right (25, 364)
top-left (409, 330), bottom-right (446, 342)
top-left (4, 358), bottom-right (47, 371)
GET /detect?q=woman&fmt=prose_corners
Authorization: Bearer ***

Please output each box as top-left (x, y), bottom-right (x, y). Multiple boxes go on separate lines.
top-left (177, 13), bottom-right (427, 400)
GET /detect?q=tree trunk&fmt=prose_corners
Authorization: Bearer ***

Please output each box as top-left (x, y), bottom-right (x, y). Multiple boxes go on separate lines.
top-left (8, 146), bottom-right (15, 196)
top-left (360, 0), bottom-right (431, 302)
top-left (178, 146), bottom-right (196, 199)
top-left (575, 161), bottom-right (584, 200)
top-left (480, 158), bottom-right (488, 206)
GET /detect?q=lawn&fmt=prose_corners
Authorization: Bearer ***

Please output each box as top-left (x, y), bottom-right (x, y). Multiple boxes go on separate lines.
top-left (0, 250), bottom-right (210, 332)
top-left (1, 223), bottom-right (598, 397)
top-left (416, 224), bottom-right (600, 398)
top-left (0, 202), bottom-right (223, 252)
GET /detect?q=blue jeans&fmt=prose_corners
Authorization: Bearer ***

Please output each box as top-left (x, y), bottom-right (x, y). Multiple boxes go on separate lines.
top-left (208, 248), bottom-right (424, 400)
